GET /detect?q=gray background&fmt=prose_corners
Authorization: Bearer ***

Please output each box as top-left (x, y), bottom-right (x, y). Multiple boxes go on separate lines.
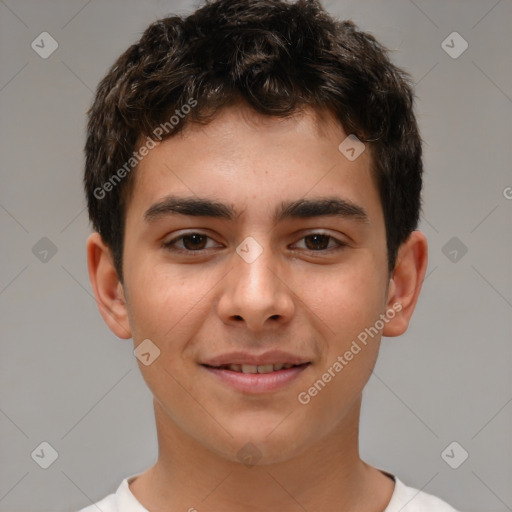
top-left (0, 0), bottom-right (511, 511)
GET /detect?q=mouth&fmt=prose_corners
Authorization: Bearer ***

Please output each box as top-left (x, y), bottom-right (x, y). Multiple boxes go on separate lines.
top-left (201, 362), bottom-right (311, 393)
top-left (202, 362), bottom-right (309, 374)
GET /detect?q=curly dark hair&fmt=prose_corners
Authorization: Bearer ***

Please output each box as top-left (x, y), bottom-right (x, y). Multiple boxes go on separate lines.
top-left (84, 0), bottom-right (423, 283)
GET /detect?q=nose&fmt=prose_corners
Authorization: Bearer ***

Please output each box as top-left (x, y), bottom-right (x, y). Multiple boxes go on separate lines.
top-left (216, 238), bottom-right (295, 332)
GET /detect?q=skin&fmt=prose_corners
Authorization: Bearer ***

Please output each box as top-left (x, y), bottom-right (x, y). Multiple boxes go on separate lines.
top-left (87, 102), bottom-right (428, 512)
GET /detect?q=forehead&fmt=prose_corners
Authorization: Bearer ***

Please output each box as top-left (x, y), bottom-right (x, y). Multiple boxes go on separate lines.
top-left (126, 103), bottom-right (381, 224)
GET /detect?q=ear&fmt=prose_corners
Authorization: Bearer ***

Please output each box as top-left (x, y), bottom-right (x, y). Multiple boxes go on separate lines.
top-left (382, 231), bottom-right (428, 337)
top-left (86, 232), bottom-right (131, 339)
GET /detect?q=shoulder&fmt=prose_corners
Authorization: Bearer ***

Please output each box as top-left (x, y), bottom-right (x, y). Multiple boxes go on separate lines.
top-left (385, 476), bottom-right (460, 512)
top-left (74, 473), bottom-right (148, 512)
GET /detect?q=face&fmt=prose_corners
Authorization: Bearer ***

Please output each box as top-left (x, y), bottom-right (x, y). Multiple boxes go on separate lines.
top-left (108, 104), bottom-right (398, 464)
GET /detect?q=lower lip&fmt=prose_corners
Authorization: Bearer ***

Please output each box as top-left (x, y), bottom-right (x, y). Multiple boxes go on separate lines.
top-left (202, 364), bottom-right (310, 394)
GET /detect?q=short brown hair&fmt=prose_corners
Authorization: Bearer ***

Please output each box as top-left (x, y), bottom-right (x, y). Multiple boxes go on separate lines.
top-left (84, 0), bottom-right (423, 283)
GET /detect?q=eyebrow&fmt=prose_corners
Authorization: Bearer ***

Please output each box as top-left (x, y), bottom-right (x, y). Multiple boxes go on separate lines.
top-left (143, 195), bottom-right (369, 225)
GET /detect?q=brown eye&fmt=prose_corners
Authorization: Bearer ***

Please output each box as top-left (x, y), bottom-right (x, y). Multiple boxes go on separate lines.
top-left (304, 234), bottom-right (331, 251)
top-left (163, 233), bottom-right (217, 253)
top-left (295, 233), bottom-right (346, 252)
top-left (180, 234), bottom-right (208, 250)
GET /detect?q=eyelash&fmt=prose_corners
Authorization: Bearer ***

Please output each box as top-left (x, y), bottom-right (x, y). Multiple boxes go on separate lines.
top-left (162, 232), bottom-right (347, 255)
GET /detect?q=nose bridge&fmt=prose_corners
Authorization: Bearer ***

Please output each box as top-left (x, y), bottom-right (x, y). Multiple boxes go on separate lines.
top-left (218, 233), bottom-right (294, 329)
top-left (234, 234), bottom-right (279, 301)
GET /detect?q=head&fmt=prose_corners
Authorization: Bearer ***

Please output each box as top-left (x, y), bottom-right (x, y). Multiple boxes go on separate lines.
top-left (85, 0), bottom-right (423, 283)
top-left (85, 0), bottom-right (427, 465)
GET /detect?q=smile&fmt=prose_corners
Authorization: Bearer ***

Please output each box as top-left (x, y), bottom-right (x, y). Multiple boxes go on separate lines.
top-left (201, 363), bottom-right (311, 393)
top-left (206, 363), bottom-right (304, 373)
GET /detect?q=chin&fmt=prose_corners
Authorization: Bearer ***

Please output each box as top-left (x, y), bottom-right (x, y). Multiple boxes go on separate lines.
top-left (204, 417), bottom-right (315, 467)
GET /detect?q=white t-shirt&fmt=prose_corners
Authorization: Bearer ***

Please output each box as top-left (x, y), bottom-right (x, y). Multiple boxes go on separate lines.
top-left (76, 471), bottom-right (459, 512)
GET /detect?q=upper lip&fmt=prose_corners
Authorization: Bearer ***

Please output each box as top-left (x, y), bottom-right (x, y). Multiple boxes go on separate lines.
top-left (201, 350), bottom-right (311, 367)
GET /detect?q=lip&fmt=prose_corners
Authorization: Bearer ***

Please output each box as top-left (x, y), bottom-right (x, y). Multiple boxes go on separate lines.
top-left (201, 350), bottom-right (311, 367)
top-left (201, 363), bottom-right (311, 394)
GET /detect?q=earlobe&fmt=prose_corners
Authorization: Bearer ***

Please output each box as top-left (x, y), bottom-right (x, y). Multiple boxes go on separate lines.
top-left (86, 232), bottom-right (131, 339)
top-left (382, 231), bottom-right (428, 337)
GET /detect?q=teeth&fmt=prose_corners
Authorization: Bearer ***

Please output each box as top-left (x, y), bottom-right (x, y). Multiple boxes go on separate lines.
top-left (221, 363), bottom-right (300, 373)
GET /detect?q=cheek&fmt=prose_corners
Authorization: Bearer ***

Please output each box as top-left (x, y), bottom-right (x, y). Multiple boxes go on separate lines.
top-left (125, 260), bottom-right (221, 362)
top-left (300, 262), bottom-right (387, 340)
top-left (297, 263), bottom-right (387, 406)
top-left (303, 264), bottom-right (387, 401)
top-left (123, 267), bottom-right (206, 399)
top-left (124, 261), bottom-right (190, 340)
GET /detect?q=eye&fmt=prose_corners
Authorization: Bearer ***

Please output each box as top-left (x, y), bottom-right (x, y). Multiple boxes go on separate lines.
top-left (162, 231), bottom-right (347, 255)
top-left (162, 232), bottom-right (220, 253)
top-left (293, 232), bottom-right (347, 252)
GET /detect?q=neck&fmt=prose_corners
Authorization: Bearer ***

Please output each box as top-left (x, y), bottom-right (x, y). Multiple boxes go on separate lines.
top-left (129, 396), bottom-right (394, 512)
